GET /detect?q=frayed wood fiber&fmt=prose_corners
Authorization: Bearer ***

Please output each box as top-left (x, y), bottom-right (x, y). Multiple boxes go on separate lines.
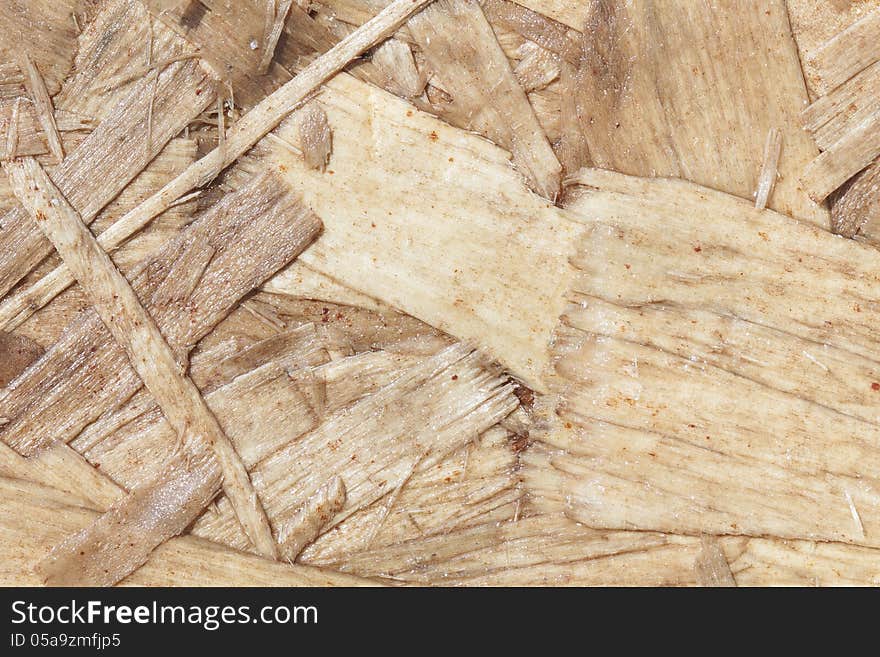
top-left (530, 169), bottom-right (880, 546)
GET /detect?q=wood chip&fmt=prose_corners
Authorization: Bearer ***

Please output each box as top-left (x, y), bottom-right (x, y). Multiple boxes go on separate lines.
top-left (191, 345), bottom-right (517, 552)
top-left (408, 0), bottom-right (561, 199)
top-left (807, 6), bottom-right (880, 94)
top-left (3, 97), bottom-right (20, 160)
top-left (260, 0), bottom-right (296, 73)
top-left (297, 102), bottom-right (332, 170)
top-left (572, 0), bottom-right (826, 225)
top-left (0, 440), bottom-right (122, 511)
top-left (0, 57), bottom-right (217, 300)
top-left (0, 171), bottom-right (321, 459)
top-left (19, 54), bottom-right (64, 163)
top-left (754, 128), bottom-right (782, 210)
top-left (0, 476), bottom-right (376, 586)
top-left (480, 0), bottom-right (581, 65)
top-left (35, 449), bottom-right (221, 586)
top-left (0, 137), bottom-right (199, 334)
top-left (830, 157), bottom-right (880, 239)
top-left (694, 536), bottom-right (737, 587)
top-left (0, 331), bottom-right (43, 387)
top-left (513, 41), bottom-right (560, 93)
top-left (301, 425), bottom-right (519, 564)
top-left (0, 0), bottom-right (84, 96)
top-left (258, 72), bottom-right (585, 390)
top-left (801, 112), bottom-right (880, 202)
top-left (800, 38), bottom-right (880, 203)
top-left (369, 38), bottom-right (425, 98)
top-left (280, 476), bottom-right (347, 560)
top-left (8, 0), bottom-right (436, 324)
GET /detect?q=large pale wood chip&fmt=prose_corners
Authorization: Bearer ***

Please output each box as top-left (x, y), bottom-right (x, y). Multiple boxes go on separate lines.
top-left (257, 73), bottom-right (586, 390)
top-left (527, 168), bottom-right (880, 546)
top-left (0, 171), bottom-right (321, 458)
top-left (0, 57), bottom-right (216, 300)
top-left (408, 0), bottom-right (561, 199)
top-left (6, 156), bottom-right (279, 562)
top-left (0, 477), bottom-right (379, 586)
top-left (572, 0), bottom-right (826, 225)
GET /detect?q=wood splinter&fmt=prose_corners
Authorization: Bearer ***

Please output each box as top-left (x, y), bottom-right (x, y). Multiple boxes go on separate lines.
top-left (19, 54), bottom-right (64, 164)
top-left (297, 102), bottom-right (332, 171)
top-left (4, 97), bottom-right (21, 161)
top-left (260, 0), bottom-right (296, 74)
top-left (755, 128), bottom-right (782, 211)
top-left (694, 535), bottom-right (737, 587)
top-left (279, 476), bottom-right (347, 561)
top-left (4, 157), bottom-right (278, 562)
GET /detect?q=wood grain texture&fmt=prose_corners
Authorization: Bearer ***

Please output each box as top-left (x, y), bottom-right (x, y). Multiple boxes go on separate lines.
top-left (526, 168), bottom-right (880, 546)
top-left (0, 171), bottom-right (320, 456)
top-left (6, 156), bottom-right (279, 566)
top-left (1, 138), bottom-right (198, 337)
top-left (0, 56), bottom-right (216, 300)
top-left (408, 0), bottom-right (561, 198)
top-left (572, 0), bottom-right (826, 225)
top-left (787, 0), bottom-right (880, 98)
top-left (0, 477), bottom-right (379, 587)
top-left (258, 72), bottom-right (586, 390)
top-left (0, 0), bottom-right (89, 96)
top-left (192, 345), bottom-right (517, 552)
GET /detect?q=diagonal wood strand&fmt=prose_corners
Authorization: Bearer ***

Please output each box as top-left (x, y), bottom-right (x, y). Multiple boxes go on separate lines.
top-left (5, 156), bottom-right (279, 563)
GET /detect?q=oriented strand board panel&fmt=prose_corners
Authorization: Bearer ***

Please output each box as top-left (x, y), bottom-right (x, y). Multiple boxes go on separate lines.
top-left (259, 72), bottom-right (588, 390)
top-left (572, 0), bottom-right (827, 226)
top-left (527, 168), bottom-right (880, 546)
